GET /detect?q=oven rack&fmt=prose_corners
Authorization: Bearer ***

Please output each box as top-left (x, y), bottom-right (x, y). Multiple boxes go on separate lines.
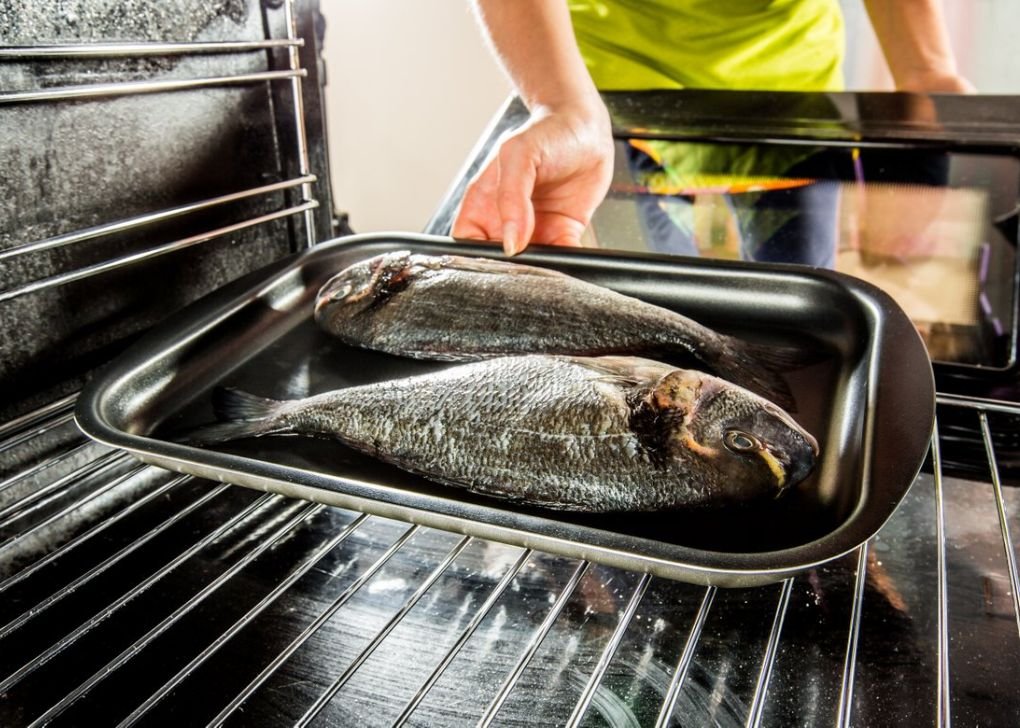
top-left (0, 394), bottom-right (1016, 726)
top-left (0, 0), bottom-right (322, 307)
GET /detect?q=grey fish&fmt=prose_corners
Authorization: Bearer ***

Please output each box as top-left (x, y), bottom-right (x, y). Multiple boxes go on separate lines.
top-left (190, 355), bottom-right (818, 512)
top-left (314, 251), bottom-right (807, 410)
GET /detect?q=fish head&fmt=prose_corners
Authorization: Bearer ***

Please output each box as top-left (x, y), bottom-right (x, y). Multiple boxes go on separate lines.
top-left (314, 250), bottom-right (424, 330)
top-left (650, 369), bottom-right (819, 501)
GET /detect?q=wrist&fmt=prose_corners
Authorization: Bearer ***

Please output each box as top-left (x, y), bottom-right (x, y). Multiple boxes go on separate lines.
top-left (896, 69), bottom-right (975, 94)
top-left (523, 75), bottom-right (606, 118)
top-left (529, 91), bottom-right (612, 140)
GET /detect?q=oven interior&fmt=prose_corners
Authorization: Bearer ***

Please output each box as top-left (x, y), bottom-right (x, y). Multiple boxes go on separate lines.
top-left (2, 2), bottom-right (1020, 726)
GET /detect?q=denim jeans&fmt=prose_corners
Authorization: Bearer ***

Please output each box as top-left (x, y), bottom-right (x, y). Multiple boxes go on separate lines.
top-left (627, 143), bottom-right (839, 268)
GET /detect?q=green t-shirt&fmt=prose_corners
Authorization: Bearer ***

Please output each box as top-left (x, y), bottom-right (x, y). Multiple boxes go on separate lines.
top-left (569, 1), bottom-right (846, 189)
top-left (569, 0), bottom-right (846, 92)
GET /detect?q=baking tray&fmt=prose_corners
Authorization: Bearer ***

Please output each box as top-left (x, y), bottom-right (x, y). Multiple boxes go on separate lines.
top-left (75, 233), bottom-right (935, 587)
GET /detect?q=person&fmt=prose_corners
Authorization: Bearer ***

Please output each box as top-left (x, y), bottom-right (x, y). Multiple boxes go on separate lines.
top-left (451, 0), bottom-right (974, 258)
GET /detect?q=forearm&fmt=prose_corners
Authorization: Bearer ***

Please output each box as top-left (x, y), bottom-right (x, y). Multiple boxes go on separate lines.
top-left (862, 0), bottom-right (971, 92)
top-left (471, 0), bottom-right (603, 113)
top-left (457, 1), bottom-right (615, 253)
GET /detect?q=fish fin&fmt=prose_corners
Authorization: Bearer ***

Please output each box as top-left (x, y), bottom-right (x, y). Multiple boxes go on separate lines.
top-left (592, 374), bottom-right (642, 388)
top-left (713, 338), bottom-right (820, 412)
top-left (739, 339), bottom-right (827, 372)
top-left (212, 387), bottom-right (282, 422)
top-left (567, 355), bottom-right (675, 387)
top-left (440, 254), bottom-right (570, 279)
top-left (177, 388), bottom-right (287, 445)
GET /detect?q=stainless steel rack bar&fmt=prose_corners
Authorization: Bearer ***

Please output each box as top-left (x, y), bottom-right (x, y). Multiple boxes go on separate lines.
top-left (0, 39), bottom-right (302, 58)
top-left (0, 394), bottom-right (77, 442)
top-left (0, 411), bottom-right (76, 457)
top-left (936, 392), bottom-right (1020, 415)
top-left (0, 68), bottom-right (306, 105)
top-left (0, 201), bottom-right (319, 303)
top-left (0, 477), bottom-right (226, 640)
top-left (0, 491), bottom-right (277, 694)
top-left (837, 544), bottom-right (870, 728)
top-left (566, 572), bottom-right (653, 728)
top-left (747, 577), bottom-right (794, 728)
top-left (0, 175), bottom-right (317, 262)
top-left (655, 586), bottom-right (717, 728)
top-left (0, 449), bottom-right (130, 525)
top-left (283, 0), bottom-right (317, 248)
top-left (294, 535), bottom-right (475, 727)
top-left (29, 500), bottom-right (324, 725)
top-left (207, 522), bottom-right (422, 726)
top-left (980, 411), bottom-right (1020, 640)
top-left (932, 423), bottom-right (952, 728)
top-left (477, 560), bottom-right (592, 728)
top-left (390, 547), bottom-right (534, 728)
top-left (115, 512), bottom-right (371, 727)
top-left (0, 452), bottom-right (137, 550)
top-left (0, 471), bottom-right (191, 594)
top-left (0, 440), bottom-right (97, 497)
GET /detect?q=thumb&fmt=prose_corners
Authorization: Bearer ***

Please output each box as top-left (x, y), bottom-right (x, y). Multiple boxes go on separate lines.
top-left (495, 140), bottom-right (538, 256)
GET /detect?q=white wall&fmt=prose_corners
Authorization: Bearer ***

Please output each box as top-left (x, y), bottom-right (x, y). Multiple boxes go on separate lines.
top-left (320, 1), bottom-right (511, 234)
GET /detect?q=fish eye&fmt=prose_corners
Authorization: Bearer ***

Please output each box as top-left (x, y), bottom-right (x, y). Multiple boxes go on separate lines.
top-left (724, 430), bottom-right (760, 453)
top-left (330, 283), bottom-right (353, 301)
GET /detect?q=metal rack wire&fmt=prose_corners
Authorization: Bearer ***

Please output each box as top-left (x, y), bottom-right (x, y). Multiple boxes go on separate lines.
top-left (0, 393), bottom-right (1016, 725)
top-left (0, 3), bottom-right (321, 307)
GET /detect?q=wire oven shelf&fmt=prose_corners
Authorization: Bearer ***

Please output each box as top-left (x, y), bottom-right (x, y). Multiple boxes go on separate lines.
top-left (0, 394), bottom-right (1017, 726)
top-left (0, 11), bottom-right (319, 306)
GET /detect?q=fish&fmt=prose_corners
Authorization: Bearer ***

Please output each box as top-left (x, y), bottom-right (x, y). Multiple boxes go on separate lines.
top-left (187, 354), bottom-right (818, 512)
top-left (314, 251), bottom-right (807, 410)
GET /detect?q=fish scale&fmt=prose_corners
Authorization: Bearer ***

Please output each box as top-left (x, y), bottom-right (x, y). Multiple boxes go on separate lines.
top-left (193, 355), bottom-right (818, 513)
top-left (314, 251), bottom-right (807, 410)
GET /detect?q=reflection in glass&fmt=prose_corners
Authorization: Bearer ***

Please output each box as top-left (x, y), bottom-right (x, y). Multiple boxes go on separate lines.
top-left (593, 140), bottom-right (1019, 367)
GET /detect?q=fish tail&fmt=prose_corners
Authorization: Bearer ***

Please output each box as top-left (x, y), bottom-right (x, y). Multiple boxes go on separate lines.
top-left (713, 338), bottom-right (819, 412)
top-left (180, 387), bottom-right (289, 444)
top-left (213, 387), bottom-right (282, 422)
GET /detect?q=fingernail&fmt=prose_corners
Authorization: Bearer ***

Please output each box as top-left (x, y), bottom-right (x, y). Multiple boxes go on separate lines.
top-left (502, 222), bottom-right (519, 256)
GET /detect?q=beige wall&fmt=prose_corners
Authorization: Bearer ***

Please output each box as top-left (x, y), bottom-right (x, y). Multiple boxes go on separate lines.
top-left (320, 1), bottom-right (511, 235)
top-left (841, 0), bottom-right (1020, 92)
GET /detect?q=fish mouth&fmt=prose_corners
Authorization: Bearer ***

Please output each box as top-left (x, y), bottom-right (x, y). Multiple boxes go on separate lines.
top-left (770, 440), bottom-right (818, 496)
top-left (757, 448), bottom-right (788, 490)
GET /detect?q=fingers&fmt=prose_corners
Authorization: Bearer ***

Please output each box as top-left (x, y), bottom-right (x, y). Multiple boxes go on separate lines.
top-left (494, 137), bottom-right (538, 256)
top-left (451, 111), bottom-right (612, 257)
top-left (533, 214), bottom-right (587, 248)
top-left (450, 136), bottom-right (542, 257)
top-left (451, 158), bottom-right (501, 241)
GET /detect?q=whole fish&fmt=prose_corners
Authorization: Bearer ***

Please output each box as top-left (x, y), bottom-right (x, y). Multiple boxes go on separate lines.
top-left (314, 251), bottom-right (805, 410)
top-left (190, 355), bottom-right (818, 512)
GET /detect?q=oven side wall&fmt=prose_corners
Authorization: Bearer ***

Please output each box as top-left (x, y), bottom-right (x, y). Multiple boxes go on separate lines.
top-left (0, 0), bottom-right (334, 424)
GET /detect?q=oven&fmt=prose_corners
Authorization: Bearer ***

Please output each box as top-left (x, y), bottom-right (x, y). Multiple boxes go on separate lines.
top-left (2, 2), bottom-right (1019, 726)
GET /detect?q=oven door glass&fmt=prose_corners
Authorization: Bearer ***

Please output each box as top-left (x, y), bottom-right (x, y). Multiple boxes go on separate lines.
top-left (591, 139), bottom-right (1020, 369)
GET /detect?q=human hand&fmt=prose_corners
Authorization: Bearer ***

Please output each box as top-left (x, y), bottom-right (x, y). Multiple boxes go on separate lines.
top-left (451, 102), bottom-right (614, 256)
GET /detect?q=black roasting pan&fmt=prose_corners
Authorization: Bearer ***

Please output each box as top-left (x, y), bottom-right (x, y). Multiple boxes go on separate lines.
top-left (75, 233), bottom-right (935, 587)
